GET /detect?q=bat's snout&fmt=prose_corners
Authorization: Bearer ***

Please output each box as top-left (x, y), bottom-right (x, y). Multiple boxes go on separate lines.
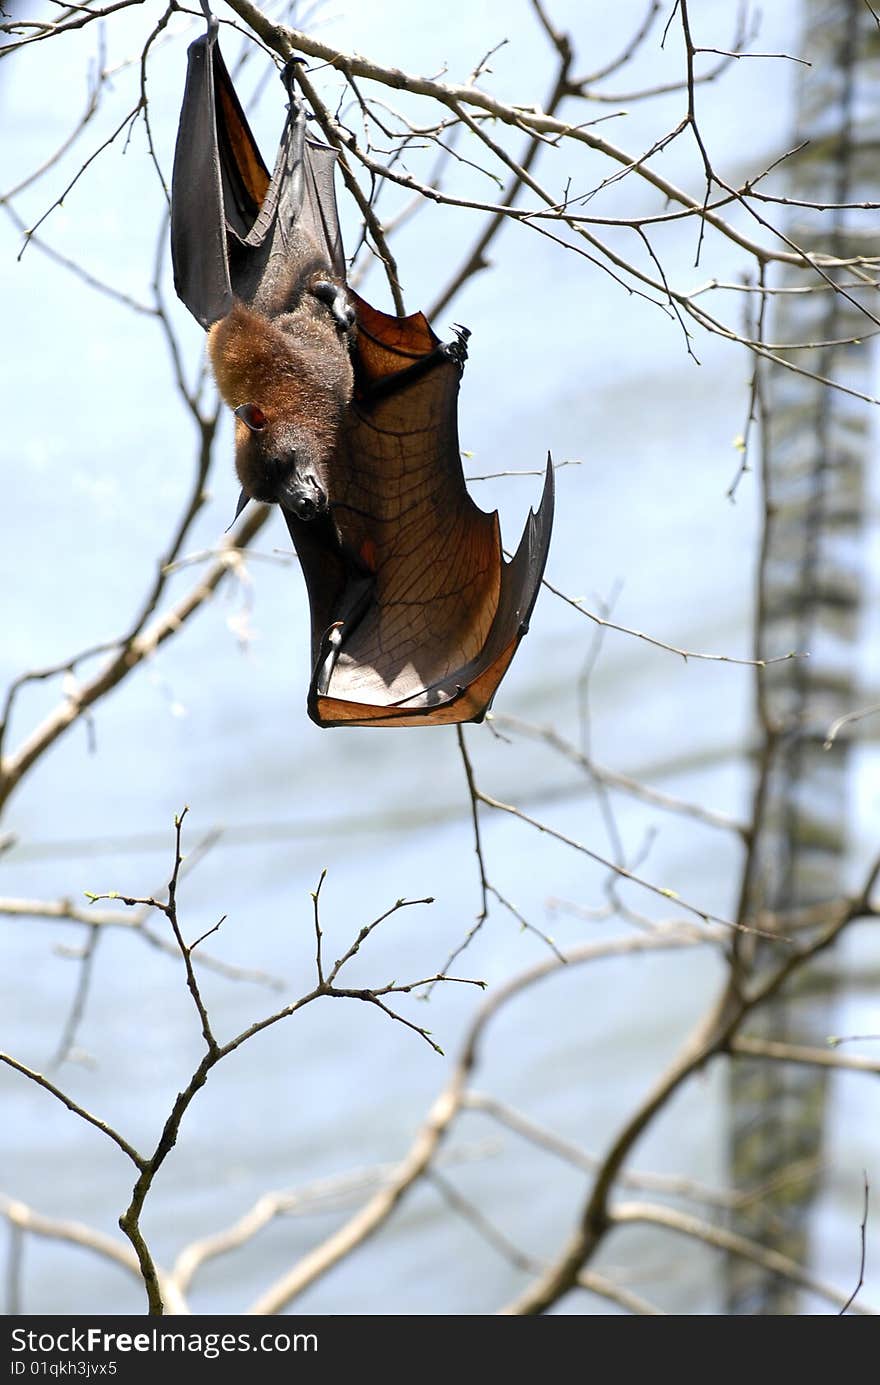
top-left (290, 494), bottom-right (321, 521)
top-left (283, 472), bottom-right (327, 523)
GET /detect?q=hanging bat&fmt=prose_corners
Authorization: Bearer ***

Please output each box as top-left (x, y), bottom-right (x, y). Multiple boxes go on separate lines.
top-left (170, 9), bottom-right (554, 727)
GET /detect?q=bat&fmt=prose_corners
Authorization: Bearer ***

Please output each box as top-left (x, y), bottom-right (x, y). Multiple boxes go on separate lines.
top-left (170, 7), bottom-right (554, 727)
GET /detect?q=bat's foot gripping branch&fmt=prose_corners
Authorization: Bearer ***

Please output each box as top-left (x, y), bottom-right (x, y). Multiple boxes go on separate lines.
top-left (280, 56), bottom-right (308, 100)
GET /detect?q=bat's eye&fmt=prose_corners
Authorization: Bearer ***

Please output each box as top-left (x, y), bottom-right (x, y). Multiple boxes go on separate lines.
top-left (234, 403), bottom-right (267, 432)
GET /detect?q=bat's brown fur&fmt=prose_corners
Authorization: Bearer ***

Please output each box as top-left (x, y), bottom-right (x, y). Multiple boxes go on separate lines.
top-left (208, 280), bottom-right (354, 505)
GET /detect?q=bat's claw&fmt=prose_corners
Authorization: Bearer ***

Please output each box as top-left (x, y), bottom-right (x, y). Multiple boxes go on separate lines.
top-left (442, 324), bottom-right (471, 368)
top-left (198, 0), bottom-right (218, 32)
top-left (315, 622), bottom-right (344, 696)
top-left (280, 55), bottom-right (307, 98)
top-left (312, 277), bottom-right (356, 332)
top-left (313, 571), bottom-right (374, 696)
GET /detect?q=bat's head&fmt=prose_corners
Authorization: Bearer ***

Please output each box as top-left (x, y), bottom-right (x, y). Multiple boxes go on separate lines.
top-left (232, 402), bottom-right (328, 521)
top-left (208, 300), bottom-right (354, 523)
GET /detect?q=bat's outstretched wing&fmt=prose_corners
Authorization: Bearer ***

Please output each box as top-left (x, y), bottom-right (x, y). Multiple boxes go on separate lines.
top-left (170, 18), bottom-right (344, 327)
top-left (290, 295), bottom-right (555, 728)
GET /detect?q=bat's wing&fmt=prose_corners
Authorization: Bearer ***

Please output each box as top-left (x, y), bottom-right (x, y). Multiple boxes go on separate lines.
top-left (170, 21), bottom-right (345, 328)
top-left (293, 293), bottom-right (555, 728)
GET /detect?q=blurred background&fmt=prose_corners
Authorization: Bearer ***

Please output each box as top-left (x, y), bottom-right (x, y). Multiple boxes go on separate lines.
top-left (1, 0), bottom-right (879, 1315)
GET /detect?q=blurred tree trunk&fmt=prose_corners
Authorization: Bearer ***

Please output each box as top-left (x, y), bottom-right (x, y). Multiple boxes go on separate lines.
top-left (726, 0), bottom-right (878, 1315)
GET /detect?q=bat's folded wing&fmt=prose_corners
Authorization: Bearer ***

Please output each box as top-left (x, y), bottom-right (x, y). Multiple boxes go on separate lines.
top-left (170, 27), bottom-right (345, 327)
top-left (303, 299), bottom-right (555, 728)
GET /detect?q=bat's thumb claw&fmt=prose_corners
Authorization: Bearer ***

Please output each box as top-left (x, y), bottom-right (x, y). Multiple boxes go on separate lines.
top-left (443, 324), bottom-right (471, 368)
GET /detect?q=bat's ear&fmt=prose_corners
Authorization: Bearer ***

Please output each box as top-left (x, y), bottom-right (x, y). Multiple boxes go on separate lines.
top-left (234, 403), bottom-right (268, 433)
top-left (225, 488), bottom-right (251, 533)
